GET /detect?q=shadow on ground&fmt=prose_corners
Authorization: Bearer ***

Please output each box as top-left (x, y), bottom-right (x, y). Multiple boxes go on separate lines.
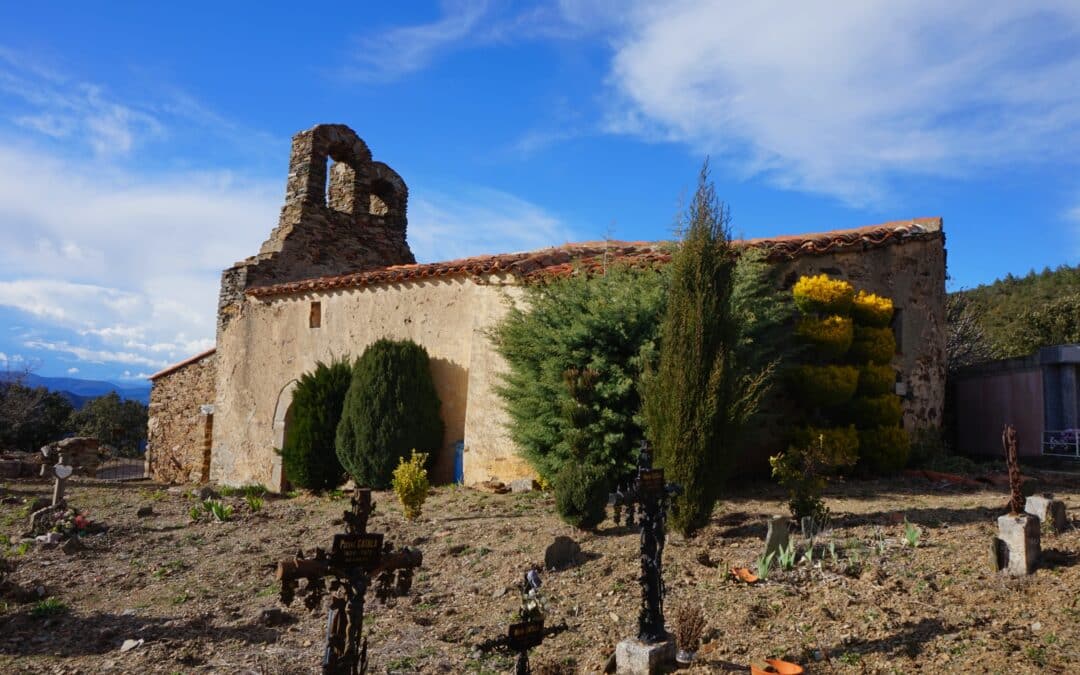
top-left (0, 610), bottom-right (281, 657)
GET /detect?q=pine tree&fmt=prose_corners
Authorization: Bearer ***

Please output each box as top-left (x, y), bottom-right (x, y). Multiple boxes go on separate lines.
top-left (642, 162), bottom-right (743, 536)
top-left (335, 339), bottom-right (444, 488)
top-left (280, 359), bottom-right (351, 490)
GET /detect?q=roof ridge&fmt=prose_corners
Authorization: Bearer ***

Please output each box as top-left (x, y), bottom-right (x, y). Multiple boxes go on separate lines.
top-left (245, 217), bottom-right (942, 299)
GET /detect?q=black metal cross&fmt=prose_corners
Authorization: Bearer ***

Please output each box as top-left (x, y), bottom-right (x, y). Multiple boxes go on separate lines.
top-left (276, 488), bottom-right (422, 675)
top-left (629, 441), bottom-right (681, 644)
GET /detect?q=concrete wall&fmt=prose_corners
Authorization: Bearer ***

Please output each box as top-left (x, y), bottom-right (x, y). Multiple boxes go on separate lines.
top-left (210, 276), bottom-right (527, 489)
top-left (147, 352), bottom-right (217, 483)
top-left (778, 235), bottom-right (948, 433)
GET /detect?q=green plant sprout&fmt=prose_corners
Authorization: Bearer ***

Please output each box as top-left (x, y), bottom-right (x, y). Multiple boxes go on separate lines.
top-left (903, 518), bottom-right (921, 547)
top-left (754, 551), bottom-right (775, 580)
top-left (777, 540), bottom-right (798, 571)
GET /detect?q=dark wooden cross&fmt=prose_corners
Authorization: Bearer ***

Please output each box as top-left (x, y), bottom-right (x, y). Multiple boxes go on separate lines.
top-left (276, 488), bottom-right (422, 675)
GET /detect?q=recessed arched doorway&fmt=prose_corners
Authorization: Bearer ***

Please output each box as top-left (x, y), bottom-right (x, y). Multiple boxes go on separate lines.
top-left (270, 380), bottom-right (298, 492)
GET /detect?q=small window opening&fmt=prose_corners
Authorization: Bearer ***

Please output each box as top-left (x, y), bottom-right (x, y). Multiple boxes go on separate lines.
top-left (324, 157), bottom-right (332, 207)
top-left (309, 301), bottom-right (322, 329)
top-left (891, 307), bottom-right (903, 354)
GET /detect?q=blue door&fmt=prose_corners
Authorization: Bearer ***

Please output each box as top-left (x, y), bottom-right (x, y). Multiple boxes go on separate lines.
top-left (453, 441), bottom-right (465, 484)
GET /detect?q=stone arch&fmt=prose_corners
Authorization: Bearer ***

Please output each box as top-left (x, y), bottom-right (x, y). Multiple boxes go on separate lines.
top-left (368, 161), bottom-right (408, 220)
top-left (269, 379), bottom-right (299, 491)
top-left (283, 124), bottom-right (373, 211)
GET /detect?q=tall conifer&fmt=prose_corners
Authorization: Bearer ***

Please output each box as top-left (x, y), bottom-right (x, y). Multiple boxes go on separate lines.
top-left (642, 162), bottom-right (740, 535)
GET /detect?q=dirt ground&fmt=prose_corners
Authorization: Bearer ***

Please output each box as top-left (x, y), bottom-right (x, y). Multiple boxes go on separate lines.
top-left (0, 471), bottom-right (1078, 674)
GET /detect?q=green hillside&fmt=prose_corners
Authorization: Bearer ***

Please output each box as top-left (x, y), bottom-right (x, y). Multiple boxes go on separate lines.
top-left (953, 263), bottom-right (1080, 359)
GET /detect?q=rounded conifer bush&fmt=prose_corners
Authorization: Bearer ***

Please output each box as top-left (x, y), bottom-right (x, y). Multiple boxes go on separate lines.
top-left (280, 359), bottom-right (352, 491)
top-left (554, 461), bottom-right (609, 530)
top-left (335, 339), bottom-right (444, 489)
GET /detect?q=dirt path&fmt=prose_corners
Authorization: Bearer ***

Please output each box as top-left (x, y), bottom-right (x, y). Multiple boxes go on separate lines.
top-left (1, 474), bottom-right (1078, 674)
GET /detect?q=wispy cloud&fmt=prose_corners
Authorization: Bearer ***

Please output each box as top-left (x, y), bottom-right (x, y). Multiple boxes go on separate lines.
top-left (407, 183), bottom-right (580, 261)
top-left (341, 1), bottom-right (588, 82)
top-left (573, 1), bottom-right (1080, 205)
top-left (343, 0), bottom-right (492, 82)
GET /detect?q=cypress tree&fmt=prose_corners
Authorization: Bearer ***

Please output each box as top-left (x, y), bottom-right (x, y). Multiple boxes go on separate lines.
top-left (279, 359), bottom-right (352, 491)
top-left (335, 339), bottom-right (444, 488)
top-left (642, 163), bottom-right (742, 536)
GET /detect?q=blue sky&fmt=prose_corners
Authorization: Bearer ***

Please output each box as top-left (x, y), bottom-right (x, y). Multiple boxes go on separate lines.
top-left (0, 1), bottom-right (1078, 383)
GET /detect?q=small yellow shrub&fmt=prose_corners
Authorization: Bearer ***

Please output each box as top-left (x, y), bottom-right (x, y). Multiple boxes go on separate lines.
top-left (849, 325), bottom-right (896, 364)
top-left (856, 364), bottom-right (895, 396)
top-left (793, 275), bottom-right (854, 316)
top-left (851, 290), bottom-right (894, 327)
top-left (791, 364), bottom-right (859, 407)
top-left (796, 315), bottom-right (854, 358)
top-left (391, 450), bottom-right (430, 521)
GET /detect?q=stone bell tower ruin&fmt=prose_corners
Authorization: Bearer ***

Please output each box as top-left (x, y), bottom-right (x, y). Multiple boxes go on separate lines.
top-left (216, 123), bottom-right (415, 333)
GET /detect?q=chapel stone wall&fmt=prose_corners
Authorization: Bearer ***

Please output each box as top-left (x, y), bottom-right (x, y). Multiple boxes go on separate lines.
top-left (147, 351), bottom-right (217, 484)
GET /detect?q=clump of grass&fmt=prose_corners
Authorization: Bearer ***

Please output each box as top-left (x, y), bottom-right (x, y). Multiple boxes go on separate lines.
top-left (754, 551), bottom-right (775, 580)
top-left (205, 500), bottom-right (233, 522)
top-left (30, 598), bottom-right (67, 617)
top-left (245, 494), bottom-right (265, 512)
top-left (903, 518), bottom-right (921, 548)
top-left (776, 540), bottom-right (798, 571)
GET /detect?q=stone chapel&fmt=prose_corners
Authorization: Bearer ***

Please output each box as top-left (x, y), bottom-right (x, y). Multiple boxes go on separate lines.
top-left (146, 123), bottom-right (947, 491)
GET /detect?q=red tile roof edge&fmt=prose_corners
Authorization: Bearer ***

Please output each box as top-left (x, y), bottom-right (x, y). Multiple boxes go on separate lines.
top-left (148, 348), bottom-right (217, 382)
top-left (246, 217), bottom-right (942, 300)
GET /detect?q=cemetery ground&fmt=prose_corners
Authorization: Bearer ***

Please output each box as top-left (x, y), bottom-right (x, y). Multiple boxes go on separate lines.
top-left (0, 474), bottom-right (1078, 674)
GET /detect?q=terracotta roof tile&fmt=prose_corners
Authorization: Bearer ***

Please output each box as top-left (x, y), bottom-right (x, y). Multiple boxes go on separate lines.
top-left (246, 217), bottom-right (941, 299)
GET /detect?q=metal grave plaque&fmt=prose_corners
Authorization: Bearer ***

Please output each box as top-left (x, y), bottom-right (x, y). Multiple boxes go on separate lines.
top-left (332, 532), bottom-right (384, 570)
top-left (638, 468), bottom-right (665, 497)
top-left (507, 619), bottom-right (545, 651)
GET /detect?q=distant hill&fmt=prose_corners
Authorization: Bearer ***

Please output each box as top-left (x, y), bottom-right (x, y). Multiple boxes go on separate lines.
top-left (0, 373), bottom-right (150, 407)
top-left (953, 263), bottom-right (1080, 358)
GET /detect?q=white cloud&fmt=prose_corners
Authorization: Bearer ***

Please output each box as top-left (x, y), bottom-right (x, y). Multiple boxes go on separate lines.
top-left (120, 370), bottom-right (153, 381)
top-left (66, 367), bottom-right (78, 374)
top-left (23, 339), bottom-right (169, 369)
top-left (573, 1), bottom-right (1080, 204)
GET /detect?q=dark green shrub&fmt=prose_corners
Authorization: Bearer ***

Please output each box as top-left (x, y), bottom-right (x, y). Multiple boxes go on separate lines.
top-left (494, 264), bottom-right (666, 485)
top-left (848, 394), bottom-right (904, 429)
top-left (281, 359), bottom-right (352, 490)
top-left (858, 426), bottom-right (910, 473)
top-left (553, 462), bottom-right (609, 530)
top-left (849, 325), bottom-right (896, 364)
top-left (856, 364), bottom-right (895, 396)
top-left (790, 365), bottom-right (859, 408)
top-left (335, 339), bottom-right (444, 488)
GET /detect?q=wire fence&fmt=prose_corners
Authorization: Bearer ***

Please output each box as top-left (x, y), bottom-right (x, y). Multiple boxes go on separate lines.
top-left (95, 457), bottom-right (148, 481)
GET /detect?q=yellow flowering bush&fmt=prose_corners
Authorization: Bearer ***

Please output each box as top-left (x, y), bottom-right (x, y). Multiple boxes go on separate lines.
top-left (793, 274), bottom-right (855, 315)
top-left (858, 426), bottom-right (910, 473)
top-left (848, 394), bottom-right (904, 428)
top-left (849, 325), bottom-right (896, 364)
top-left (851, 290), bottom-right (894, 327)
top-left (391, 450), bottom-right (430, 521)
top-left (795, 315), bottom-right (854, 359)
top-left (791, 364), bottom-right (859, 407)
top-left (856, 363), bottom-right (895, 396)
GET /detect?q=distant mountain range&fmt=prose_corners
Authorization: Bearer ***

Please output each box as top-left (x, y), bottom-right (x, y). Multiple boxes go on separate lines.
top-left (0, 373), bottom-right (151, 408)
